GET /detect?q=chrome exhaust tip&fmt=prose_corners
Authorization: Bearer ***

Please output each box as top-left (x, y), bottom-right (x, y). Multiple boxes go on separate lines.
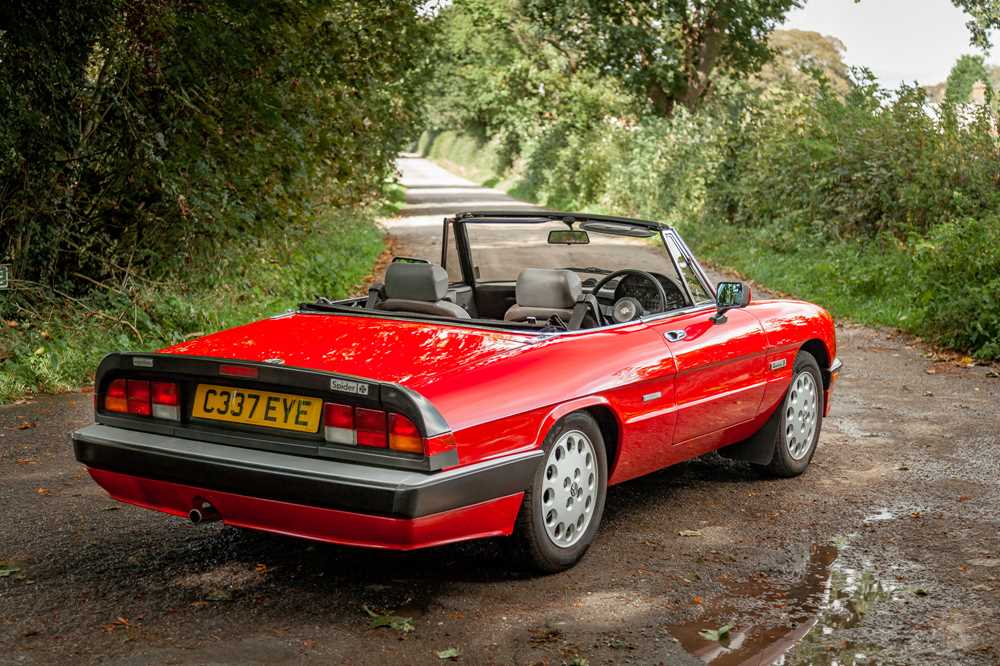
top-left (188, 501), bottom-right (220, 524)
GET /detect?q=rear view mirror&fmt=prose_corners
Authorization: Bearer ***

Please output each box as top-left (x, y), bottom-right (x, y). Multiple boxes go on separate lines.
top-left (712, 281), bottom-right (751, 324)
top-left (548, 229), bottom-right (590, 245)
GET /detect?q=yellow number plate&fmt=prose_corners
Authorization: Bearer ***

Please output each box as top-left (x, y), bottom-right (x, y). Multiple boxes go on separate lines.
top-left (191, 384), bottom-right (322, 433)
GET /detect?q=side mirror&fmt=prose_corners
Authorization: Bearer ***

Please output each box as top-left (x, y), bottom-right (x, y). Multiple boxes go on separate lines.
top-left (711, 281), bottom-right (751, 324)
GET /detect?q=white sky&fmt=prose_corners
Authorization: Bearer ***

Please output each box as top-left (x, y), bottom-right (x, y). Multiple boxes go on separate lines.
top-left (783, 0), bottom-right (998, 87)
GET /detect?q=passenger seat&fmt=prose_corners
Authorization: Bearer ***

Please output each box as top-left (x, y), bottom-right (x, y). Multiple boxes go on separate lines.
top-left (380, 263), bottom-right (471, 319)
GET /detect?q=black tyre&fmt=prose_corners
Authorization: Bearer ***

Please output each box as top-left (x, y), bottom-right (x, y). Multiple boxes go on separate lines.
top-left (759, 351), bottom-right (824, 477)
top-left (514, 412), bottom-right (608, 573)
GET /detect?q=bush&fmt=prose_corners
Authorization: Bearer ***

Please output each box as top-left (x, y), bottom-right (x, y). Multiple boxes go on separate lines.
top-left (707, 73), bottom-right (1000, 239)
top-left (916, 215), bottom-right (1000, 359)
top-left (0, 0), bottom-right (431, 295)
top-left (0, 208), bottom-right (384, 402)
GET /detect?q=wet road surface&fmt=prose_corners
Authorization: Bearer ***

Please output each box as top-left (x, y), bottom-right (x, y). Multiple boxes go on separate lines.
top-left (1, 157), bottom-right (998, 665)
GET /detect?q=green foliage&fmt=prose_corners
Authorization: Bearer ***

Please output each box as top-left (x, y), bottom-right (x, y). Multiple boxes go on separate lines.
top-left (522, 0), bottom-right (802, 115)
top-left (945, 54), bottom-right (991, 104)
top-left (948, 0), bottom-right (1000, 49)
top-left (759, 30), bottom-right (852, 95)
top-left (916, 216), bottom-right (1000, 359)
top-left (425, 0), bottom-right (631, 169)
top-left (0, 0), bottom-right (431, 294)
top-left (0, 209), bottom-right (383, 402)
top-left (707, 72), bottom-right (1000, 239)
top-left (425, 67), bottom-right (1000, 359)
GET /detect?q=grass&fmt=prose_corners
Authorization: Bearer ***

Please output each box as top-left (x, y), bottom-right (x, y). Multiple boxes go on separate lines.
top-left (676, 220), bottom-right (917, 330)
top-left (0, 208), bottom-right (385, 403)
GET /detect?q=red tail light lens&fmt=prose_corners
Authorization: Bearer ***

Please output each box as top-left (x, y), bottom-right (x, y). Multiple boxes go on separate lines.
top-left (356, 408), bottom-right (388, 447)
top-left (104, 379), bottom-right (128, 413)
top-left (126, 380), bottom-right (152, 416)
top-left (324, 403), bottom-right (354, 429)
top-left (103, 378), bottom-right (179, 420)
top-left (151, 381), bottom-right (178, 406)
top-left (388, 413), bottom-right (423, 454)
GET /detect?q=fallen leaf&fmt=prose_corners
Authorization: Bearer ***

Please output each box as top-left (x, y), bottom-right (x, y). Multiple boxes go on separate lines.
top-left (17, 422), bottom-right (36, 430)
top-left (436, 647), bottom-right (461, 660)
top-left (363, 605), bottom-right (414, 633)
top-left (913, 588), bottom-right (929, 597)
top-left (5, 320), bottom-right (17, 328)
top-left (699, 624), bottom-right (734, 642)
top-left (925, 368), bottom-right (936, 374)
top-left (678, 529), bottom-right (703, 537)
top-left (957, 356), bottom-right (975, 367)
top-left (40, 330), bottom-right (51, 340)
top-left (255, 563), bottom-right (268, 574)
top-left (958, 495), bottom-right (972, 502)
top-left (0, 564), bottom-right (20, 577)
top-left (302, 639), bottom-right (316, 649)
top-left (692, 596), bottom-right (703, 605)
top-left (15, 458), bottom-right (38, 465)
top-left (35, 487), bottom-right (50, 496)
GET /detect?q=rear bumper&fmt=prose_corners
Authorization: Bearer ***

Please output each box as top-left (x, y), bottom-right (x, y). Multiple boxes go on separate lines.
top-left (87, 468), bottom-right (524, 550)
top-left (73, 424), bottom-right (540, 549)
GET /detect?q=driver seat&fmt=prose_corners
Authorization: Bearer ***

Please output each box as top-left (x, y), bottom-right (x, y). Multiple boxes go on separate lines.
top-left (504, 269), bottom-right (582, 324)
top-left (380, 262), bottom-right (470, 319)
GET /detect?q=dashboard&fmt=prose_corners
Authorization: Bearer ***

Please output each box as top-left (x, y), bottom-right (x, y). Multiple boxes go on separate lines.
top-left (612, 272), bottom-right (687, 312)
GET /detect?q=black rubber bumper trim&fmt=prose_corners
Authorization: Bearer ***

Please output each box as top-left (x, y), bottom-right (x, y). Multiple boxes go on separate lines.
top-left (72, 424), bottom-right (542, 519)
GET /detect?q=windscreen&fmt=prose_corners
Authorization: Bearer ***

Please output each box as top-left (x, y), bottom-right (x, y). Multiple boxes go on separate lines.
top-left (461, 221), bottom-right (683, 284)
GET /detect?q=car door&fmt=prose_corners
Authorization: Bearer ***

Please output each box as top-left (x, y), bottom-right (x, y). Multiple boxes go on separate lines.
top-left (649, 306), bottom-right (768, 455)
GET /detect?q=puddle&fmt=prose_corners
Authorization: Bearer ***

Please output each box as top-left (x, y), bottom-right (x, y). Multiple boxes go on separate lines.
top-left (669, 543), bottom-right (897, 665)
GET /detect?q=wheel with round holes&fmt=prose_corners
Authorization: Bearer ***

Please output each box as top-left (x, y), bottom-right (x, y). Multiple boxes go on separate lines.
top-left (761, 351), bottom-right (824, 477)
top-left (514, 412), bottom-right (608, 573)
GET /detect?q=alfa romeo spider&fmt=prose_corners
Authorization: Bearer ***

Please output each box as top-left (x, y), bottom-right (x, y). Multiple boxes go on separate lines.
top-left (72, 210), bottom-right (840, 571)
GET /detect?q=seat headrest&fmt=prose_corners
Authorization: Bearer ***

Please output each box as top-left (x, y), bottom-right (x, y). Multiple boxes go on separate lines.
top-left (515, 269), bottom-right (582, 309)
top-left (384, 262), bottom-right (449, 302)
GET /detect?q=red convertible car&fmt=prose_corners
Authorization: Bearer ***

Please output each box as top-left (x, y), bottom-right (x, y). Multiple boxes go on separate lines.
top-left (73, 211), bottom-right (840, 571)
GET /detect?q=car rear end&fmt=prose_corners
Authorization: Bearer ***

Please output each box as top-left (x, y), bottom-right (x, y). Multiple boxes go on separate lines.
top-left (72, 352), bottom-right (539, 550)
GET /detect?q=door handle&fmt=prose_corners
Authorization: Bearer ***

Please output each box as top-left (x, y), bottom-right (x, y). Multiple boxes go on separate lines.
top-left (664, 329), bottom-right (686, 342)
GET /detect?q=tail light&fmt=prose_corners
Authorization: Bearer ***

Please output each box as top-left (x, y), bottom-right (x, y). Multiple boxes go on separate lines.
top-left (126, 380), bottom-right (152, 416)
top-left (151, 381), bottom-right (180, 420)
top-left (388, 413), bottom-right (422, 453)
top-left (103, 378), bottom-right (179, 421)
top-left (324, 402), bottom-right (425, 455)
top-left (104, 379), bottom-right (128, 413)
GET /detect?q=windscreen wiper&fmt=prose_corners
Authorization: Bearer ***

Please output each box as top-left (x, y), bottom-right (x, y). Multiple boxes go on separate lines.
top-left (560, 266), bottom-right (612, 275)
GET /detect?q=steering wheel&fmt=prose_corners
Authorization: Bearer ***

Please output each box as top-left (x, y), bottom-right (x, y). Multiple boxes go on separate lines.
top-left (591, 269), bottom-right (668, 323)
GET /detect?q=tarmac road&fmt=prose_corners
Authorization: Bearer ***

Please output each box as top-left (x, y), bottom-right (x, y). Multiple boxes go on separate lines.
top-left (1, 157), bottom-right (998, 665)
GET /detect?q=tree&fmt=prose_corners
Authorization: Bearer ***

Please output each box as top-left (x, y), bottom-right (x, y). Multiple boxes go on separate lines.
top-left (948, 0), bottom-right (1000, 50)
top-left (758, 29), bottom-right (851, 94)
top-left (945, 54), bottom-right (990, 104)
top-left (522, 0), bottom-right (999, 117)
top-left (522, 0), bottom-right (803, 116)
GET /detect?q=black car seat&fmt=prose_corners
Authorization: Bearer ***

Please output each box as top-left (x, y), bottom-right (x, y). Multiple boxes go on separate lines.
top-left (379, 263), bottom-right (471, 319)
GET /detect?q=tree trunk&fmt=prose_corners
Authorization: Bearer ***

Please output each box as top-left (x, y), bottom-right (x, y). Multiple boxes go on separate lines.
top-left (646, 81), bottom-right (676, 117)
